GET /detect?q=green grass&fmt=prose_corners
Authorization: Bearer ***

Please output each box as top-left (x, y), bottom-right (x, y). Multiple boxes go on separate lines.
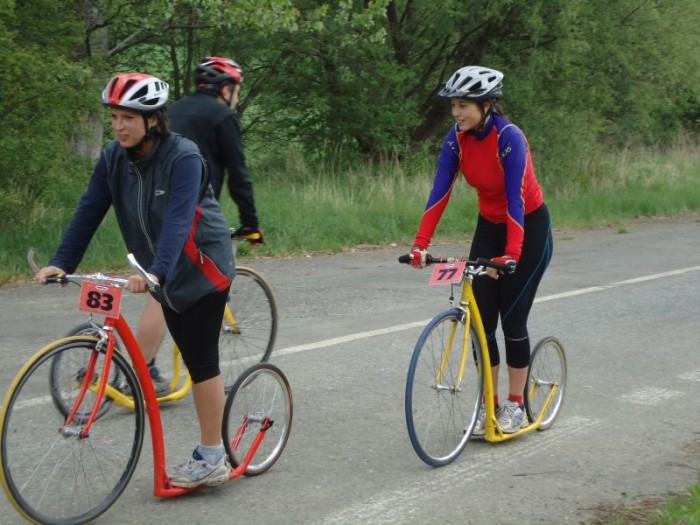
top-left (658, 484), bottom-right (700, 524)
top-left (592, 481), bottom-right (700, 524)
top-left (2, 140), bottom-right (700, 285)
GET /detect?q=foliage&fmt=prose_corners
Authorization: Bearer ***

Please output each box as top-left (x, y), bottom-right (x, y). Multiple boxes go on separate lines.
top-left (93, 0), bottom-right (302, 97)
top-left (2, 138), bottom-right (699, 283)
top-left (1, 0), bottom-right (700, 229)
top-left (0, 0), bottom-right (96, 231)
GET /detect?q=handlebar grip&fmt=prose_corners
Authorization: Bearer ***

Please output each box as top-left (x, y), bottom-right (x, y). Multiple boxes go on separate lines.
top-left (43, 276), bottom-right (67, 284)
top-left (27, 247), bottom-right (40, 274)
top-left (127, 253), bottom-right (161, 294)
top-left (398, 253), bottom-right (449, 265)
top-left (476, 258), bottom-right (516, 274)
top-left (428, 255), bottom-right (448, 264)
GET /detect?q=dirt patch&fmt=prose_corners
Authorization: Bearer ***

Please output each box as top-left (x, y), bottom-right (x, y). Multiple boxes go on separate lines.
top-left (586, 436), bottom-right (700, 524)
top-left (587, 496), bottom-right (666, 525)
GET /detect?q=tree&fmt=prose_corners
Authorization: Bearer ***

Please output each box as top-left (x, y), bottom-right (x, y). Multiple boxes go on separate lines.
top-left (2, 0), bottom-right (699, 227)
top-left (0, 0), bottom-right (93, 229)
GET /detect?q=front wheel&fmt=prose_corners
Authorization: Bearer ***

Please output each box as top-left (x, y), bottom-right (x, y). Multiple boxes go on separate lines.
top-left (222, 362), bottom-right (292, 476)
top-left (525, 337), bottom-right (567, 430)
top-left (405, 309), bottom-right (485, 467)
top-left (220, 266), bottom-right (279, 391)
top-left (50, 323), bottom-right (123, 420)
top-left (0, 339), bottom-right (145, 525)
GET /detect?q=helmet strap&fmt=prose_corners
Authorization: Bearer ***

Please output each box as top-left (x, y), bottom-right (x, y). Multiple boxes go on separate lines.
top-left (472, 100), bottom-right (496, 133)
top-left (126, 114), bottom-right (156, 157)
top-left (218, 83), bottom-right (235, 107)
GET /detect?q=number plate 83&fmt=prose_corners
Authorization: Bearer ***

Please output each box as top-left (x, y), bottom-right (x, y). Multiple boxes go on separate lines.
top-left (78, 281), bottom-right (123, 318)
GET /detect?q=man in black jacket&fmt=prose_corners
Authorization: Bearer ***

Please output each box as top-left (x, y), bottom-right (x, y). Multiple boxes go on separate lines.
top-left (136, 57), bottom-right (263, 393)
top-left (168, 56), bottom-right (261, 241)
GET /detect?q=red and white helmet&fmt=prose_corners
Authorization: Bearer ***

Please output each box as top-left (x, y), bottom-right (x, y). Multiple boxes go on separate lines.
top-left (195, 56), bottom-right (243, 87)
top-left (101, 73), bottom-right (169, 113)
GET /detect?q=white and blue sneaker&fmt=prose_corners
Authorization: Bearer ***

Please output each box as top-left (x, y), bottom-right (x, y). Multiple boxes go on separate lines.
top-left (498, 399), bottom-right (526, 433)
top-left (470, 403), bottom-right (504, 437)
top-left (470, 405), bottom-right (487, 436)
top-left (169, 449), bottom-right (231, 488)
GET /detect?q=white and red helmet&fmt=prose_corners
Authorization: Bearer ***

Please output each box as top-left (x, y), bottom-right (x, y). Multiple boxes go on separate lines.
top-left (101, 73), bottom-right (169, 113)
top-left (195, 56), bottom-right (243, 87)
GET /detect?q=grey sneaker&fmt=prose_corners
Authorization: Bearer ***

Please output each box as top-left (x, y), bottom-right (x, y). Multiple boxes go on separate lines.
top-left (169, 449), bottom-right (232, 488)
top-left (148, 366), bottom-right (171, 397)
top-left (118, 365), bottom-right (170, 397)
top-left (470, 405), bottom-right (487, 436)
top-left (498, 399), bottom-right (526, 433)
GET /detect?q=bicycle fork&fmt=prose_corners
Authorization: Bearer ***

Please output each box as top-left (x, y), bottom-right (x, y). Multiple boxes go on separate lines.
top-left (60, 328), bottom-right (116, 439)
top-left (433, 308), bottom-right (472, 393)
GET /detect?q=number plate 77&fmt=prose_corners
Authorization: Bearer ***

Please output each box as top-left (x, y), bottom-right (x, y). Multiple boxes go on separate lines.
top-left (78, 281), bottom-right (123, 318)
top-left (429, 261), bottom-right (466, 285)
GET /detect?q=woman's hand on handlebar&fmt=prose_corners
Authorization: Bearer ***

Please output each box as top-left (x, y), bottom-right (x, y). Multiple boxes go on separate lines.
top-left (34, 266), bottom-right (66, 284)
top-left (409, 247), bottom-right (428, 269)
top-left (487, 255), bottom-right (515, 280)
top-left (125, 273), bottom-right (159, 293)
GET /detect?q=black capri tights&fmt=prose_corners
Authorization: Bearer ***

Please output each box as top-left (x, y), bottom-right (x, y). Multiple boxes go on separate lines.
top-left (469, 204), bottom-right (553, 369)
top-left (162, 289), bottom-right (230, 384)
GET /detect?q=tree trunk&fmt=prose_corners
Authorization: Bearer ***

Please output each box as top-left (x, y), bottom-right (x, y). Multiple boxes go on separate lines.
top-left (71, 0), bottom-right (108, 161)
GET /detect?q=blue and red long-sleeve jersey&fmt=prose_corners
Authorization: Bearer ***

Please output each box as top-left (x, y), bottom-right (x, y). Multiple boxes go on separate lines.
top-left (413, 114), bottom-right (544, 261)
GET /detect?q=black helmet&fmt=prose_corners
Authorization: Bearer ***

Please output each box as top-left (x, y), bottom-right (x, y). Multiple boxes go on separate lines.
top-left (195, 56), bottom-right (243, 88)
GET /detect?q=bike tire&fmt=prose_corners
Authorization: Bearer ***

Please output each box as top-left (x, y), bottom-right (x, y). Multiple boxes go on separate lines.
top-left (50, 323), bottom-right (123, 420)
top-left (220, 266), bottom-right (279, 391)
top-left (0, 338), bottom-right (145, 525)
top-left (405, 309), bottom-right (484, 467)
top-left (222, 362), bottom-right (292, 476)
top-left (524, 337), bottom-right (567, 430)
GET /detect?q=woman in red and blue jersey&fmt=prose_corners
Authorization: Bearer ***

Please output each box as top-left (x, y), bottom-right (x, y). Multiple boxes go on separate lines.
top-left (409, 66), bottom-right (553, 434)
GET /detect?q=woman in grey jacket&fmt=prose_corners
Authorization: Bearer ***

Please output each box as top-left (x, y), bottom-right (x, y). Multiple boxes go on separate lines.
top-left (35, 73), bottom-right (235, 488)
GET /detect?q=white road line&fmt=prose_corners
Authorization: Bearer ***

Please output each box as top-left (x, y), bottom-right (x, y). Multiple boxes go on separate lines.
top-left (316, 416), bottom-right (600, 525)
top-left (621, 387), bottom-right (683, 405)
top-left (275, 321), bottom-right (427, 357)
top-left (679, 369), bottom-right (700, 382)
top-left (277, 265), bottom-right (700, 355)
top-left (8, 265), bottom-right (699, 411)
top-left (13, 395), bottom-right (53, 410)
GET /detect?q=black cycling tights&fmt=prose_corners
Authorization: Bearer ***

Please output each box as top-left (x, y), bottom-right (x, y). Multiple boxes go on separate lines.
top-left (162, 289), bottom-right (230, 384)
top-left (469, 204), bottom-right (553, 369)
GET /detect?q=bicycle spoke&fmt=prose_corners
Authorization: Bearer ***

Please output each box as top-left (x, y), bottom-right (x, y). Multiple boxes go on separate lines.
top-left (220, 267), bottom-right (278, 390)
top-left (406, 311), bottom-right (483, 467)
top-left (1, 340), bottom-right (145, 524)
top-left (223, 363), bottom-right (292, 476)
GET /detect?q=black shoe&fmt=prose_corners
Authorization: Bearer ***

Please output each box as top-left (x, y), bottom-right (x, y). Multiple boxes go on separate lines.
top-left (118, 366), bottom-right (171, 397)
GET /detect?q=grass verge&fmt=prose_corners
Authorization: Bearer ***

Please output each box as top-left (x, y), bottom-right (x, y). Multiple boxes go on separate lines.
top-left (4, 141), bottom-right (699, 284)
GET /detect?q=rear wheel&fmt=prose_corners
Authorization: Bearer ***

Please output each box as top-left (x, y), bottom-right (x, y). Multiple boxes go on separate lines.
top-left (525, 337), bottom-right (567, 430)
top-left (0, 339), bottom-right (145, 525)
top-left (220, 266), bottom-right (278, 391)
top-left (223, 363), bottom-right (292, 476)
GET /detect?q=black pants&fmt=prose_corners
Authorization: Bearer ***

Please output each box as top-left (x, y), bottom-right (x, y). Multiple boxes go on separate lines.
top-left (468, 204), bottom-right (553, 368)
top-left (162, 289), bottom-right (230, 383)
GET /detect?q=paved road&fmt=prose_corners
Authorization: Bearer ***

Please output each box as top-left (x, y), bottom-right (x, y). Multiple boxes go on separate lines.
top-left (0, 216), bottom-right (699, 524)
